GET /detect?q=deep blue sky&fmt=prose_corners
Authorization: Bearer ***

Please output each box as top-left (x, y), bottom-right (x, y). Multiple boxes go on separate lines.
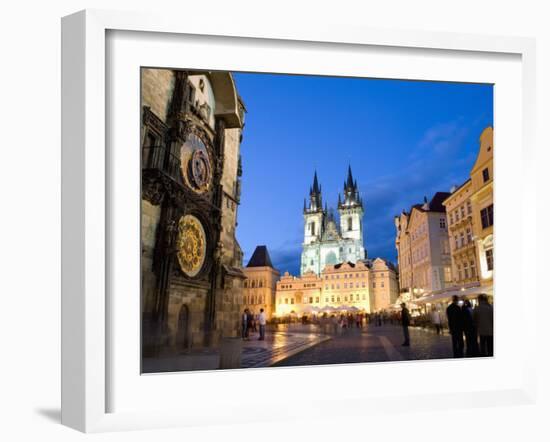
top-left (232, 72), bottom-right (493, 275)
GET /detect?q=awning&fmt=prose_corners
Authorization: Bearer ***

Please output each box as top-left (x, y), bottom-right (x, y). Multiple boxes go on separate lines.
top-left (415, 285), bottom-right (493, 304)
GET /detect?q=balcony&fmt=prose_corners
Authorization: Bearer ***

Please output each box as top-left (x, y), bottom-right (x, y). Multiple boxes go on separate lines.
top-left (142, 145), bottom-right (184, 186)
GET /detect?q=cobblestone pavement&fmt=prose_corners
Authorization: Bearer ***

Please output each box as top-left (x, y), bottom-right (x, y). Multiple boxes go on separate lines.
top-left (273, 324), bottom-right (454, 367)
top-left (241, 325), bottom-right (330, 368)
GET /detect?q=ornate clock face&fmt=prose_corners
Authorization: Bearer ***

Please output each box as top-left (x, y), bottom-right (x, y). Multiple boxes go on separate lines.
top-left (176, 215), bottom-right (207, 277)
top-left (180, 133), bottom-right (212, 193)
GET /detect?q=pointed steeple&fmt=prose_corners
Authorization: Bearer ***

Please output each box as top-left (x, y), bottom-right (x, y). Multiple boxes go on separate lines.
top-left (312, 170), bottom-right (320, 194)
top-left (346, 165), bottom-right (354, 188)
top-left (339, 165), bottom-right (363, 209)
top-left (306, 170), bottom-right (323, 213)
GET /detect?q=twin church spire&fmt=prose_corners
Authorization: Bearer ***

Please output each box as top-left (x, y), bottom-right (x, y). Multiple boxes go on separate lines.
top-left (304, 166), bottom-right (363, 215)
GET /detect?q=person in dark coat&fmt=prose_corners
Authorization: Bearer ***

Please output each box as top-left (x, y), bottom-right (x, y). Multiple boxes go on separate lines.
top-left (474, 294), bottom-right (494, 356)
top-left (400, 303), bottom-right (410, 347)
top-left (241, 308), bottom-right (250, 340)
top-left (462, 299), bottom-right (478, 357)
top-left (446, 295), bottom-right (465, 357)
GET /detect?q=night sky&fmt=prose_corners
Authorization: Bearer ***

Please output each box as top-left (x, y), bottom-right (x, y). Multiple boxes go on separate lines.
top-left (232, 72), bottom-right (493, 275)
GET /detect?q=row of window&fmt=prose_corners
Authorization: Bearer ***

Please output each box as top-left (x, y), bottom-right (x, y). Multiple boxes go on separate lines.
top-left (278, 293), bottom-right (368, 305)
top-left (280, 282), bottom-right (317, 290)
top-left (244, 280), bottom-right (265, 289)
top-left (325, 282), bottom-right (367, 290)
top-left (449, 201), bottom-right (472, 225)
top-left (324, 273), bottom-right (367, 280)
top-left (244, 295), bottom-right (264, 305)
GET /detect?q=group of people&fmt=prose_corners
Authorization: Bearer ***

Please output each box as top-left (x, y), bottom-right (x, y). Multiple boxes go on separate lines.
top-left (446, 294), bottom-right (493, 357)
top-left (241, 308), bottom-right (267, 341)
top-left (399, 294), bottom-right (494, 357)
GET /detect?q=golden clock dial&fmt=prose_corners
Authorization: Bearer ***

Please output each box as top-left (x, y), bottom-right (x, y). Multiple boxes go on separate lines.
top-left (176, 215), bottom-right (207, 277)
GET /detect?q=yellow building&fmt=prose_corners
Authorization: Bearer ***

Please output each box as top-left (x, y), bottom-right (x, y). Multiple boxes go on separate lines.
top-left (443, 179), bottom-right (480, 285)
top-left (370, 258), bottom-right (400, 311)
top-left (470, 127), bottom-right (494, 286)
top-left (394, 193), bottom-right (453, 300)
top-left (242, 246), bottom-right (280, 319)
top-left (275, 259), bottom-right (398, 317)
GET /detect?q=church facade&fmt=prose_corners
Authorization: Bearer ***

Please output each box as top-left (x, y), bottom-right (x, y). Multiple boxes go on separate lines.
top-left (301, 167), bottom-right (366, 275)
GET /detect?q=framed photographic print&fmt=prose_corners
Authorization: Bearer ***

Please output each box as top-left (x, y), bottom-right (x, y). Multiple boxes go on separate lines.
top-left (61, 9), bottom-right (537, 433)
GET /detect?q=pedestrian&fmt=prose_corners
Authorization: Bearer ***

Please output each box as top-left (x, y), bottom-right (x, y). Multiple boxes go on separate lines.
top-left (431, 307), bottom-right (442, 335)
top-left (446, 295), bottom-right (465, 358)
top-left (462, 299), bottom-right (479, 357)
top-left (400, 303), bottom-right (410, 346)
top-left (258, 308), bottom-right (267, 341)
top-left (247, 309), bottom-right (254, 337)
top-left (474, 294), bottom-right (494, 356)
top-left (242, 308), bottom-right (250, 340)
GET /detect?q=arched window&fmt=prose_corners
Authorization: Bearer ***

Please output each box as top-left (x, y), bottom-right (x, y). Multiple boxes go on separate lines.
top-left (348, 217), bottom-right (353, 231)
top-left (251, 280), bottom-right (256, 288)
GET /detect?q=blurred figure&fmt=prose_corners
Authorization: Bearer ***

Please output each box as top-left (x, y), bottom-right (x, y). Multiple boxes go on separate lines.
top-left (400, 303), bottom-right (410, 346)
top-left (474, 294), bottom-right (494, 356)
top-left (462, 299), bottom-right (479, 357)
top-left (258, 308), bottom-right (266, 341)
top-left (431, 307), bottom-right (443, 335)
top-left (242, 308), bottom-right (250, 340)
top-left (446, 295), bottom-right (465, 357)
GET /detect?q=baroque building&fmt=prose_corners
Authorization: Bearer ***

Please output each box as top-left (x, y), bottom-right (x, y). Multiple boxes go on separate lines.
top-left (141, 69), bottom-right (246, 357)
top-left (394, 192), bottom-right (453, 299)
top-left (442, 179), bottom-right (480, 285)
top-left (301, 167), bottom-right (366, 275)
top-left (275, 259), bottom-right (398, 316)
top-left (242, 246), bottom-right (280, 319)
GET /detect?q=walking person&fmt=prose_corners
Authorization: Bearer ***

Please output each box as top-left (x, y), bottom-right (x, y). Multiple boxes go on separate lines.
top-left (431, 307), bottom-right (442, 335)
top-left (446, 295), bottom-right (465, 358)
top-left (462, 299), bottom-right (479, 357)
top-left (400, 303), bottom-right (410, 347)
top-left (474, 294), bottom-right (494, 356)
top-left (258, 308), bottom-right (267, 341)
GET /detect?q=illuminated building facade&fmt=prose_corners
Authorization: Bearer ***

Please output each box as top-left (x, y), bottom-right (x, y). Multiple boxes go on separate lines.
top-left (275, 259), bottom-right (398, 316)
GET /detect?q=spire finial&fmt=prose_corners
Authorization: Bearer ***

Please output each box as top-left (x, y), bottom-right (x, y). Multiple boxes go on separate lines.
top-left (346, 164), bottom-right (354, 188)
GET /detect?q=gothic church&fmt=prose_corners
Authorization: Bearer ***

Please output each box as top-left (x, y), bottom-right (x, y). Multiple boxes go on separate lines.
top-left (301, 167), bottom-right (367, 275)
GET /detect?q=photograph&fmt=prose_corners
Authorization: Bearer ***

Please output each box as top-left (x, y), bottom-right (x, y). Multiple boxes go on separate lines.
top-left (140, 68), bottom-right (494, 373)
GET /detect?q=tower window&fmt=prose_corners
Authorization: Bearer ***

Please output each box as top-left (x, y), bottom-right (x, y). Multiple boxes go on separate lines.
top-left (482, 168), bottom-right (490, 183)
top-left (347, 217), bottom-right (353, 231)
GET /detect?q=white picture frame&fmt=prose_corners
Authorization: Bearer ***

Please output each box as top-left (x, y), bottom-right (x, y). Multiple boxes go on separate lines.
top-left (61, 9), bottom-right (537, 433)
